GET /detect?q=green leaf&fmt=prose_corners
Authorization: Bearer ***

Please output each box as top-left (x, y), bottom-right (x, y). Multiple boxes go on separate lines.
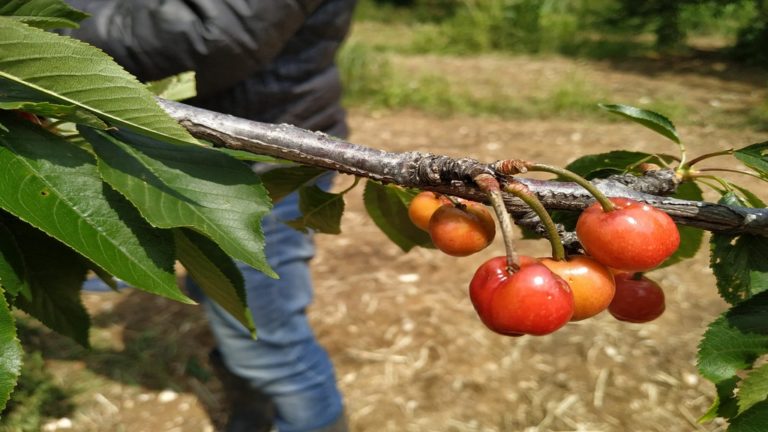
top-left (710, 193), bottom-right (768, 304)
top-left (657, 182), bottom-right (704, 268)
top-left (8, 217), bottom-right (91, 347)
top-left (697, 291), bottom-right (768, 384)
top-left (83, 127), bottom-right (275, 278)
top-left (215, 149), bottom-right (287, 164)
top-left (260, 166), bottom-right (329, 203)
top-left (564, 150), bottom-right (671, 179)
top-left (730, 183), bottom-right (767, 208)
top-left (738, 362), bottom-right (768, 414)
top-left (0, 101), bottom-right (108, 129)
top-left (0, 284), bottom-right (22, 413)
top-left (0, 0), bottom-right (88, 29)
top-left (174, 229), bottom-right (254, 335)
top-left (729, 400), bottom-right (768, 432)
top-left (0, 114), bottom-right (185, 303)
top-left (599, 103), bottom-right (680, 144)
top-left (0, 219), bottom-right (29, 299)
top-left (0, 18), bottom-right (197, 145)
top-left (286, 186), bottom-right (344, 234)
top-left (146, 71), bottom-right (197, 101)
top-left (363, 181), bottom-right (433, 252)
top-left (700, 377), bottom-right (740, 422)
top-left (734, 142), bottom-right (768, 180)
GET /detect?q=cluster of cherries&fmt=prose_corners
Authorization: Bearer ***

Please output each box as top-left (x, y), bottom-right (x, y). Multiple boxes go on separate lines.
top-left (408, 191), bottom-right (679, 337)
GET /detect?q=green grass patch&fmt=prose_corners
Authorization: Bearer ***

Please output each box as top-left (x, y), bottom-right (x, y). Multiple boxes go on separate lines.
top-left (339, 42), bottom-right (607, 119)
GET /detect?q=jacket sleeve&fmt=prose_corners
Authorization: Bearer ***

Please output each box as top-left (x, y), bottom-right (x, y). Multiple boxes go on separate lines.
top-left (65, 0), bottom-right (323, 96)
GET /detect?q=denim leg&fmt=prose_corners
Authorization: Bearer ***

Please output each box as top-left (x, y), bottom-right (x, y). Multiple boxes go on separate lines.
top-left (189, 173), bottom-right (344, 432)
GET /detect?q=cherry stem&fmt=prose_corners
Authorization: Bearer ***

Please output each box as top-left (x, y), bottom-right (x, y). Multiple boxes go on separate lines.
top-left (694, 168), bottom-right (767, 183)
top-left (684, 149), bottom-right (734, 168)
top-left (474, 174), bottom-right (520, 272)
top-left (504, 182), bottom-right (566, 261)
top-left (525, 162), bottom-right (616, 212)
top-left (631, 272), bottom-right (644, 281)
top-left (442, 194), bottom-right (464, 207)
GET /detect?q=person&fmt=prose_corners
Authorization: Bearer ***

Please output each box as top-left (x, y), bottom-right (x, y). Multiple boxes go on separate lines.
top-left (65, 1), bottom-right (357, 431)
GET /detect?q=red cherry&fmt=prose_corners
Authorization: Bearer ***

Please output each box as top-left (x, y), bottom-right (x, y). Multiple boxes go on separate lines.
top-left (609, 273), bottom-right (665, 323)
top-left (469, 256), bottom-right (574, 336)
top-left (575, 197), bottom-right (680, 272)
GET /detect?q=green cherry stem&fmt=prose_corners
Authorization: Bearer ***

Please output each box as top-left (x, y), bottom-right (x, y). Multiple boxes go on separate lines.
top-left (683, 148), bottom-right (734, 168)
top-left (474, 174), bottom-right (520, 272)
top-left (504, 182), bottom-right (566, 261)
top-left (525, 162), bottom-right (616, 212)
top-left (694, 168), bottom-right (768, 183)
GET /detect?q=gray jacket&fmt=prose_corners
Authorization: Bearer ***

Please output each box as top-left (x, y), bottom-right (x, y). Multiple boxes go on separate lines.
top-left (66, 0), bottom-right (356, 138)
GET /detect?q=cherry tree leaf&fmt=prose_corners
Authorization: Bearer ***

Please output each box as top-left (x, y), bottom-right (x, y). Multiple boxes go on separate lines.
top-left (599, 103), bottom-right (680, 144)
top-left (84, 127), bottom-right (274, 278)
top-left (286, 186), bottom-right (344, 235)
top-left (0, 0), bottom-right (88, 30)
top-left (710, 192), bottom-right (768, 304)
top-left (0, 284), bottom-right (22, 413)
top-left (738, 362), bottom-right (768, 415)
top-left (658, 181), bottom-right (704, 268)
top-left (729, 400), bottom-right (768, 432)
top-left (700, 377), bottom-right (739, 423)
top-left (174, 229), bottom-right (253, 335)
top-left (146, 71), bottom-right (197, 102)
top-left (260, 165), bottom-right (329, 203)
top-left (0, 18), bottom-right (197, 145)
top-left (697, 290), bottom-right (768, 385)
top-left (564, 150), bottom-right (668, 179)
top-left (7, 216), bottom-right (91, 347)
top-left (363, 181), bottom-right (433, 252)
top-left (0, 219), bottom-right (29, 299)
top-left (734, 142), bottom-right (768, 180)
top-left (0, 114), bottom-right (184, 303)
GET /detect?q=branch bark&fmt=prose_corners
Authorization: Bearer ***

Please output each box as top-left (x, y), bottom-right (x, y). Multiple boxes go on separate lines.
top-left (158, 99), bottom-right (768, 237)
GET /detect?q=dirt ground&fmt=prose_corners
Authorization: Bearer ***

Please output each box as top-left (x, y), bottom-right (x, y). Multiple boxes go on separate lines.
top-left (28, 52), bottom-right (768, 432)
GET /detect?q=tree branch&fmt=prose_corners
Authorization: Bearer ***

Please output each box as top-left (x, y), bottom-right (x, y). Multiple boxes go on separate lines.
top-left (158, 99), bottom-right (768, 237)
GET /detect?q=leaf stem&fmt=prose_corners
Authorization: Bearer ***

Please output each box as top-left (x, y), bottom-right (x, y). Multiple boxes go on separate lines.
top-left (474, 174), bottom-right (520, 272)
top-left (684, 149), bottom-right (734, 168)
top-left (694, 168), bottom-right (767, 183)
top-left (504, 182), bottom-right (566, 261)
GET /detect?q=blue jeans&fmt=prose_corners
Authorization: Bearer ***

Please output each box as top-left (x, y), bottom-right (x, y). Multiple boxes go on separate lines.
top-left (188, 174), bottom-right (344, 432)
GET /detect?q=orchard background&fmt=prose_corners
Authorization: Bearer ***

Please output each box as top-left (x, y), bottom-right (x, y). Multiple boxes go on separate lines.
top-left (3, 1), bottom-right (768, 431)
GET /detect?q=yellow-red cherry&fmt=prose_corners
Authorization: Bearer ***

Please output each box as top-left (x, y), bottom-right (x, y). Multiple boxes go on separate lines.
top-left (428, 201), bottom-right (495, 257)
top-left (576, 197), bottom-right (680, 272)
top-left (540, 255), bottom-right (615, 321)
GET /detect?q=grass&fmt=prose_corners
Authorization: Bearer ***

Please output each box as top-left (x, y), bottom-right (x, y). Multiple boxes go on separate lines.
top-left (338, 42), bottom-right (612, 119)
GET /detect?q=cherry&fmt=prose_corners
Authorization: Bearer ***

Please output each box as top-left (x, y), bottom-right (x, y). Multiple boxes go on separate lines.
top-left (408, 191), bottom-right (449, 231)
top-left (609, 272), bottom-right (665, 323)
top-left (469, 256), bottom-right (574, 336)
top-left (539, 255), bottom-right (615, 321)
top-left (428, 201), bottom-right (495, 257)
top-left (575, 197), bottom-right (680, 272)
